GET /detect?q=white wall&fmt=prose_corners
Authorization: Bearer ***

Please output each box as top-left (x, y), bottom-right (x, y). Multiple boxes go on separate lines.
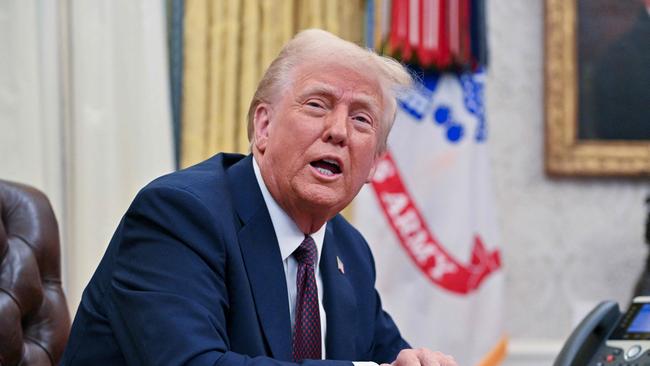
top-left (486, 1), bottom-right (650, 364)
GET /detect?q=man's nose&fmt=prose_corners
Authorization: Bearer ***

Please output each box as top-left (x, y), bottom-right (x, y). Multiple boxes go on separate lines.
top-left (323, 107), bottom-right (348, 146)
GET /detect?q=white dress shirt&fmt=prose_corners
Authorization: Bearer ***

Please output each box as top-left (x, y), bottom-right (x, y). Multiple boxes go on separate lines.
top-left (253, 158), bottom-right (378, 366)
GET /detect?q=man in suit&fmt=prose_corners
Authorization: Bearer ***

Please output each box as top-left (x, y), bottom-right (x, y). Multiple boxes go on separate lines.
top-left (62, 29), bottom-right (457, 366)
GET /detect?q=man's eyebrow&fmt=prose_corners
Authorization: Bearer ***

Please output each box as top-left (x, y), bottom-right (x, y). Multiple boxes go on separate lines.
top-left (297, 83), bottom-right (339, 99)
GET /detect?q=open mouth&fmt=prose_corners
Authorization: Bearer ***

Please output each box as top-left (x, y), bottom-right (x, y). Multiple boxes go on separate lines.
top-left (310, 158), bottom-right (342, 177)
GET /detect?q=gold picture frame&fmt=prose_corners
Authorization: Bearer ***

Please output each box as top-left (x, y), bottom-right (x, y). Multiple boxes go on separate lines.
top-left (544, 0), bottom-right (650, 176)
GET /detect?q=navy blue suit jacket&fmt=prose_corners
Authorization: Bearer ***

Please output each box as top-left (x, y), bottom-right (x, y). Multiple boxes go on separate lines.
top-left (61, 154), bottom-right (408, 365)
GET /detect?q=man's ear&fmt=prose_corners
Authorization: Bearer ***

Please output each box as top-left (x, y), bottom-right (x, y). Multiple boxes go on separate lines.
top-left (365, 150), bottom-right (386, 183)
top-left (253, 103), bottom-right (272, 153)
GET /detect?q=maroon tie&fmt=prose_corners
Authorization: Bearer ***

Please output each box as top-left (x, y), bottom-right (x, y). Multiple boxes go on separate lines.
top-left (292, 235), bottom-right (322, 361)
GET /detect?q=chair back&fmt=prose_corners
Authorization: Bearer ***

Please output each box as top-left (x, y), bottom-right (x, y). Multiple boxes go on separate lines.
top-left (0, 180), bottom-right (70, 365)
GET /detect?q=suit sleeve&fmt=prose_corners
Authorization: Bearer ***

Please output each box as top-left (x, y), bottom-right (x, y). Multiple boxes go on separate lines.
top-left (367, 289), bottom-right (410, 363)
top-left (108, 185), bottom-right (352, 366)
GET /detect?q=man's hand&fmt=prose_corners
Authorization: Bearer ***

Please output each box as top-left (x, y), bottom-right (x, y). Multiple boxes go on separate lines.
top-left (380, 348), bottom-right (458, 366)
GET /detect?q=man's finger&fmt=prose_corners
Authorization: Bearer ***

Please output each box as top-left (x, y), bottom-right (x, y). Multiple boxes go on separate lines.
top-left (426, 350), bottom-right (457, 366)
top-left (391, 348), bottom-right (457, 366)
top-left (392, 348), bottom-right (422, 365)
top-left (416, 348), bottom-right (447, 366)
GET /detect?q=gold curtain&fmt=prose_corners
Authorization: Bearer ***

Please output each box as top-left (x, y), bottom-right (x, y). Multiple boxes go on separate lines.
top-left (181, 0), bottom-right (365, 168)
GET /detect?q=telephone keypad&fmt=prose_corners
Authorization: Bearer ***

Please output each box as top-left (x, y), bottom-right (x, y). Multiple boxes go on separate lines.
top-left (591, 346), bottom-right (650, 365)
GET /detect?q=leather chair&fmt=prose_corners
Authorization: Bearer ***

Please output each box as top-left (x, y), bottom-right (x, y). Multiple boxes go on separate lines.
top-left (0, 180), bottom-right (70, 365)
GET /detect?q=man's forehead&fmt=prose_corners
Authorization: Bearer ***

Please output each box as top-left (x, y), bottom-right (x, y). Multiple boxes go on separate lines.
top-left (297, 81), bottom-right (380, 102)
top-left (292, 64), bottom-right (383, 103)
top-left (297, 58), bottom-right (379, 83)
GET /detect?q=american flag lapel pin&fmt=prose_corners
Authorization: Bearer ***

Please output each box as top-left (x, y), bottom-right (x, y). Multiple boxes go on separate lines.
top-left (336, 256), bottom-right (345, 274)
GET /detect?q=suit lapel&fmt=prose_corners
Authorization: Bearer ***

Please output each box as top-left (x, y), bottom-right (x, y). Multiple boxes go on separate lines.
top-left (321, 223), bottom-right (358, 360)
top-left (227, 155), bottom-right (292, 361)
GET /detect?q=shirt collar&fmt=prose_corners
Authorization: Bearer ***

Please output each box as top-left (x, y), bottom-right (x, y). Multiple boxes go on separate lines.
top-left (252, 157), bottom-right (326, 263)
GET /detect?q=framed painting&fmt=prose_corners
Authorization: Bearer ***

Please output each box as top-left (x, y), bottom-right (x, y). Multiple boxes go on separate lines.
top-left (545, 0), bottom-right (650, 176)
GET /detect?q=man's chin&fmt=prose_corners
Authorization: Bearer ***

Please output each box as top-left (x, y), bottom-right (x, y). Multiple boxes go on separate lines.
top-left (295, 186), bottom-right (350, 214)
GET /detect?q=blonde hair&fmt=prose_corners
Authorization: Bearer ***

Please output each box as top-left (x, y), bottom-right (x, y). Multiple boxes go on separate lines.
top-left (247, 29), bottom-right (412, 153)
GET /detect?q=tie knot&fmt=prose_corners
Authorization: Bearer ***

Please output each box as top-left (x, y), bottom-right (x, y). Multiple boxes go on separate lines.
top-left (294, 235), bottom-right (317, 266)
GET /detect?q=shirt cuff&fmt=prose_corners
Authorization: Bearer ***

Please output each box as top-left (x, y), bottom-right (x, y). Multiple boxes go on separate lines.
top-left (353, 362), bottom-right (379, 366)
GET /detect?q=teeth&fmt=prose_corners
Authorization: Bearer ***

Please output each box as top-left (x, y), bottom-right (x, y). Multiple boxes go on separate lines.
top-left (316, 167), bottom-right (334, 176)
top-left (322, 159), bottom-right (339, 167)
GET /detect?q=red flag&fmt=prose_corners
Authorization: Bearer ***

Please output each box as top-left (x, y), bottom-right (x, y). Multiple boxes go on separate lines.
top-left (417, 0), bottom-right (451, 68)
top-left (458, 0), bottom-right (472, 66)
top-left (434, 0), bottom-right (451, 68)
top-left (407, 0), bottom-right (419, 62)
top-left (417, 0), bottom-right (433, 66)
top-left (390, 0), bottom-right (411, 61)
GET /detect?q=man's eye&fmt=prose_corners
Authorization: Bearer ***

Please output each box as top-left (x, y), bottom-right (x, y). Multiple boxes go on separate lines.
top-left (353, 115), bottom-right (371, 124)
top-left (306, 101), bottom-right (324, 108)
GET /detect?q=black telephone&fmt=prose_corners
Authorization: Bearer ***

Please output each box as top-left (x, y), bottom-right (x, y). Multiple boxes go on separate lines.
top-left (554, 296), bottom-right (650, 366)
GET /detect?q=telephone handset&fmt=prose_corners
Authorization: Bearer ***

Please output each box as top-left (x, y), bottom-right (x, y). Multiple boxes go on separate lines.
top-left (554, 296), bottom-right (650, 366)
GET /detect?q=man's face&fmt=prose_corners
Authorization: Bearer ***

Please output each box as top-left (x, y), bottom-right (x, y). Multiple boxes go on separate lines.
top-left (254, 61), bottom-right (384, 220)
